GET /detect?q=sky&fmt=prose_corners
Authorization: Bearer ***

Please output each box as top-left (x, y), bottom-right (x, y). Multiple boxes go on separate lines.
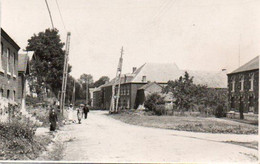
top-left (1, 0), bottom-right (260, 81)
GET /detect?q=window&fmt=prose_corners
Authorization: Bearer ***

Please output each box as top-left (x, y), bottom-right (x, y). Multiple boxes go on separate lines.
top-left (122, 88), bottom-right (125, 95)
top-left (127, 98), bottom-right (130, 109)
top-left (249, 74), bottom-right (254, 91)
top-left (0, 42), bottom-right (3, 69)
top-left (13, 53), bottom-right (16, 75)
top-left (120, 88), bottom-right (123, 95)
top-left (0, 89), bottom-right (3, 98)
top-left (13, 91), bottom-right (15, 100)
top-left (7, 90), bottom-right (10, 99)
top-left (7, 48), bottom-right (10, 73)
top-left (126, 86), bottom-right (129, 95)
top-left (231, 79), bottom-right (235, 92)
top-left (142, 76), bottom-right (147, 82)
top-left (1, 42), bottom-right (3, 56)
top-left (239, 76), bottom-right (244, 91)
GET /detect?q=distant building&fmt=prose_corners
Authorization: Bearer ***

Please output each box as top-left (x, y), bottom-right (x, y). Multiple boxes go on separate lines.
top-left (93, 86), bottom-right (103, 108)
top-left (135, 82), bottom-right (163, 109)
top-left (18, 53), bottom-right (30, 110)
top-left (227, 56), bottom-right (259, 119)
top-left (0, 28), bottom-right (20, 102)
top-left (100, 63), bottom-right (227, 110)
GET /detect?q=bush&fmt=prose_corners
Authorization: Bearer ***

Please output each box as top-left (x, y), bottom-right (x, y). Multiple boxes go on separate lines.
top-left (27, 106), bottom-right (65, 127)
top-left (0, 116), bottom-right (37, 141)
top-left (154, 105), bottom-right (166, 116)
top-left (215, 105), bottom-right (224, 118)
top-left (0, 115), bottom-right (40, 160)
top-left (144, 93), bottom-right (165, 115)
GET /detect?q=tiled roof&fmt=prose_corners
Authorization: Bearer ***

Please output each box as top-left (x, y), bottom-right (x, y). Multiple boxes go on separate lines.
top-left (102, 62), bottom-right (227, 88)
top-left (183, 70), bottom-right (227, 88)
top-left (18, 53), bottom-right (29, 73)
top-left (131, 63), bottom-right (182, 83)
top-left (229, 56), bottom-right (259, 74)
top-left (1, 28), bottom-right (20, 51)
top-left (138, 82), bottom-right (162, 90)
top-left (102, 73), bottom-right (135, 87)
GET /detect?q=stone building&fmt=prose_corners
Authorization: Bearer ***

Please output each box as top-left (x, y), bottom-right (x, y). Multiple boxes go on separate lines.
top-left (0, 28), bottom-right (20, 102)
top-left (227, 56), bottom-right (259, 119)
top-left (100, 63), bottom-right (227, 110)
top-left (93, 86), bottom-right (103, 108)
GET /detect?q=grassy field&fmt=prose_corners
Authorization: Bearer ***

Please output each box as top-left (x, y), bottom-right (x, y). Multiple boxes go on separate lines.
top-left (110, 113), bottom-right (258, 134)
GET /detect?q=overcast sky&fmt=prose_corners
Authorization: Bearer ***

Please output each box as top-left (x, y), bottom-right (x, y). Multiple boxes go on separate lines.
top-left (1, 0), bottom-right (259, 80)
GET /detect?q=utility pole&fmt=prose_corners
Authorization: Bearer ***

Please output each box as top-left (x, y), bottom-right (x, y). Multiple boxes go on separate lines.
top-left (44, 0), bottom-right (54, 29)
top-left (238, 33), bottom-right (241, 67)
top-left (109, 47), bottom-right (124, 114)
top-left (72, 79), bottom-right (76, 108)
top-left (60, 32), bottom-right (71, 115)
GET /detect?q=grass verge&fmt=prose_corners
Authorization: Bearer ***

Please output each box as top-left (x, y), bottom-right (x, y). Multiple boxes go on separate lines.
top-left (110, 112), bottom-right (258, 134)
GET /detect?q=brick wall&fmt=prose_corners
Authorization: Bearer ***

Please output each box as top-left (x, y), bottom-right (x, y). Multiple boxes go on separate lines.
top-left (227, 69), bottom-right (259, 114)
top-left (0, 34), bottom-right (19, 102)
top-left (93, 89), bottom-right (102, 108)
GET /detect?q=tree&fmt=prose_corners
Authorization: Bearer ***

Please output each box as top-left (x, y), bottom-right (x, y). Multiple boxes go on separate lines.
top-left (26, 28), bottom-right (71, 98)
top-left (79, 74), bottom-right (94, 85)
top-left (94, 76), bottom-right (110, 88)
top-left (163, 72), bottom-right (207, 114)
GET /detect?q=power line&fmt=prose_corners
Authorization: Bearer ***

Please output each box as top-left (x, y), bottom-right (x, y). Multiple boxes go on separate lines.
top-left (55, 0), bottom-right (67, 31)
top-left (44, 0), bottom-right (55, 29)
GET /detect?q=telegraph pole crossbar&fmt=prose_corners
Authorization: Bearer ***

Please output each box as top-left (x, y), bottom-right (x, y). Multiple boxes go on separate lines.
top-left (109, 47), bottom-right (124, 114)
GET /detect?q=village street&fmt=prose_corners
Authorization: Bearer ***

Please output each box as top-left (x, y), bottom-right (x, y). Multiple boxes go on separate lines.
top-left (54, 110), bottom-right (258, 163)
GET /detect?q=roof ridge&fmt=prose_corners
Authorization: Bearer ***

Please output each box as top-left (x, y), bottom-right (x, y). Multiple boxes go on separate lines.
top-left (229, 56), bottom-right (259, 74)
top-left (131, 63), bottom-right (146, 82)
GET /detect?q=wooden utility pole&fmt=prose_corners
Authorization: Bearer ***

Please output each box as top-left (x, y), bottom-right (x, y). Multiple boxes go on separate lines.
top-left (60, 32), bottom-right (71, 115)
top-left (109, 47), bottom-right (124, 113)
top-left (72, 79), bottom-right (76, 108)
top-left (238, 33), bottom-right (241, 67)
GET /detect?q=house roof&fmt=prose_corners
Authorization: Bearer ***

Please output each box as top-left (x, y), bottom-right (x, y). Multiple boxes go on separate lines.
top-left (183, 70), bottom-right (227, 88)
top-left (228, 56), bottom-right (259, 74)
top-left (18, 53), bottom-right (29, 73)
top-left (138, 82), bottom-right (162, 90)
top-left (131, 63), bottom-right (182, 83)
top-left (102, 73), bottom-right (135, 87)
top-left (1, 28), bottom-right (20, 51)
top-left (102, 62), bottom-right (227, 88)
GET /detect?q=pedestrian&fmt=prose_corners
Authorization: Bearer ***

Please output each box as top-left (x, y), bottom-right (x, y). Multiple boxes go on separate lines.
top-left (68, 104), bottom-right (74, 123)
top-left (49, 107), bottom-right (58, 131)
top-left (83, 104), bottom-right (89, 119)
top-left (77, 105), bottom-right (83, 124)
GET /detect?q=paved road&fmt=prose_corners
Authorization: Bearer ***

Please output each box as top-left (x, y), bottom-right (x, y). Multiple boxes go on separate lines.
top-left (60, 111), bottom-right (258, 163)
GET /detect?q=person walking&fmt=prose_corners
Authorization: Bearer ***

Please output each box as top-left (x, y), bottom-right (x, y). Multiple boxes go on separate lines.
top-left (49, 107), bottom-right (58, 131)
top-left (77, 105), bottom-right (84, 124)
top-left (68, 104), bottom-right (74, 123)
top-left (83, 104), bottom-right (89, 119)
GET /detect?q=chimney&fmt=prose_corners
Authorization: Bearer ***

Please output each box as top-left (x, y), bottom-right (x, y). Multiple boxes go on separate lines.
top-left (142, 76), bottom-right (146, 82)
top-left (132, 67), bottom-right (137, 73)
